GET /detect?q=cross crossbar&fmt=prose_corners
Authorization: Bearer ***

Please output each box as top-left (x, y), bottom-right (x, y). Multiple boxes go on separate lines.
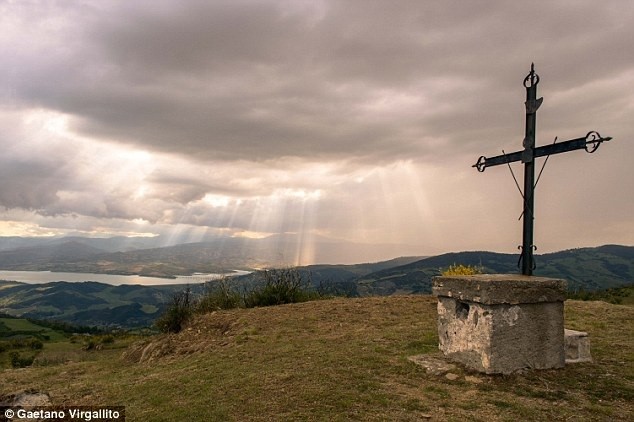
top-left (473, 64), bottom-right (613, 276)
top-left (473, 131), bottom-right (612, 172)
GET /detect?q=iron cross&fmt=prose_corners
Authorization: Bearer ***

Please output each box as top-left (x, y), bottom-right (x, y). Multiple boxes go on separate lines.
top-left (473, 64), bottom-right (612, 276)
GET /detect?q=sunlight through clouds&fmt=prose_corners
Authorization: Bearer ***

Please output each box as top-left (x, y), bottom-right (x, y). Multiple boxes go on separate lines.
top-left (0, 0), bottom-right (632, 260)
top-left (0, 220), bottom-right (58, 237)
top-left (202, 194), bottom-right (231, 208)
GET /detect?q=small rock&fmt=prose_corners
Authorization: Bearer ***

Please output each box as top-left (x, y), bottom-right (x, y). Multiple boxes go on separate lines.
top-left (0, 390), bottom-right (51, 407)
top-left (445, 373), bottom-right (459, 381)
top-left (464, 375), bottom-right (483, 384)
top-left (408, 355), bottom-right (457, 375)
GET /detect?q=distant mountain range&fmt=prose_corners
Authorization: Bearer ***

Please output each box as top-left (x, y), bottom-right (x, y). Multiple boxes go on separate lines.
top-left (0, 237), bottom-right (632, 328)
top-left (0, 235), bottom-right (161, 253)
top-left (0, 235), bottom-right (424, 276)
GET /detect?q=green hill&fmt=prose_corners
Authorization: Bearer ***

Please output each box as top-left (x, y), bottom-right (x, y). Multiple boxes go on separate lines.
top-left (0, 316), bottom-right (66, 342)
top-left (352, 245), bottom-right (634, 296)
top-left (0, 315), bottom-right (84, 369)
top-left (0, 281), bottom-right (183, 328)
top-left (1, 296), bottom-right (632, 420)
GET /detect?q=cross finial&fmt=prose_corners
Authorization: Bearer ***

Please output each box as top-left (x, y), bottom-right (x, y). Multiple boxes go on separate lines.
top-left (524, 63), bottom-right (539, 88)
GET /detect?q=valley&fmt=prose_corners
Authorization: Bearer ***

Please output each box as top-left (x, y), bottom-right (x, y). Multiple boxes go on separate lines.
top-left (0, 236), bottom-right (632, 328)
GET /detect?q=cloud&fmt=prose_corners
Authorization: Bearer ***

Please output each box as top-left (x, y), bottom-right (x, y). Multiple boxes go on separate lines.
top-left (0, 0), bottom-right (632, 258)
top-left (5, 1), bottom-right (633, 162)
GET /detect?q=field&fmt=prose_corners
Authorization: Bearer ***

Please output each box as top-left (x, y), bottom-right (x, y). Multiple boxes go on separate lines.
top-left (0, 316), bottom-right (132, 370)
top-left (1, 296), bottom-right (633, 421)
top-left (0, 318), bottom-right (67, 341)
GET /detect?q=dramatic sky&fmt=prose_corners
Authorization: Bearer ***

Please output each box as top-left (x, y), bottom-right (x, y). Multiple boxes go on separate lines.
top-left (1, 0), bottom-right (632, 262)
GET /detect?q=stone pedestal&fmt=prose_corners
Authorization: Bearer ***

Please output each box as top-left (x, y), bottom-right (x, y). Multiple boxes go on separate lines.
top-left (564, 329), bottom-right (592, 363)
top-left (432, 274), bottom-right (567, 374)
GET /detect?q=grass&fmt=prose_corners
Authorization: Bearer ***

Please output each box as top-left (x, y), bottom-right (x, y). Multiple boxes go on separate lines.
top-left (0, 318), bottom-right (67, 342)
top-left (1, 296), bottom-right (633, 421)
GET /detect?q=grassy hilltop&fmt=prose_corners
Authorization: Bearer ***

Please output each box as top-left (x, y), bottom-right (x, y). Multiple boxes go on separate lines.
top-left (1, 295), bottom-right (633, 421)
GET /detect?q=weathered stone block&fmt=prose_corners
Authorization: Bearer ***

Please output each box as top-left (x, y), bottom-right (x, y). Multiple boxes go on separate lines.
top-left (564, 329), bottom-right (592, 363)
top-left (433, 274), bottom-right (567, 374)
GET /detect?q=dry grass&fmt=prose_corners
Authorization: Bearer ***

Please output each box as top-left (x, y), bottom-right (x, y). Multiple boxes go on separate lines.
top-left (2, 296), bottom-right (633, 421)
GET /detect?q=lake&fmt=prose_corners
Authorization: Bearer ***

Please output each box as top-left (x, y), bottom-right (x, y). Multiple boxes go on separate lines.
top-left (0, 270), bottom-right (252, 286)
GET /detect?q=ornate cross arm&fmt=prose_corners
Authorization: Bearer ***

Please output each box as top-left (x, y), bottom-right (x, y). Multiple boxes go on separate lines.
top-left (473, 131), bottom-right (612, 172)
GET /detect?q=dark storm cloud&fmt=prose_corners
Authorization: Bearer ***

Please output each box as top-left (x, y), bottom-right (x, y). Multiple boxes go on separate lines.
top-left (8, 0), bottom-right (630, 164)
top-left (0, 160), bottom-right (63, 210)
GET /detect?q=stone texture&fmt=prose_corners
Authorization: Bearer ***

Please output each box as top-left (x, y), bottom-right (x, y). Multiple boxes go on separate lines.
top-left (0, 390), bottom-right (51, 407)
top-left (433, 274), bottom-right (567, 374)
top-left (564, 329), bottom-right (592, 363)
top-left (432, 274), bottom-right (567, 304)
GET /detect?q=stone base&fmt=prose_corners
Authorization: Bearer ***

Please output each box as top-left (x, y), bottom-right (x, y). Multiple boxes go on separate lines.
top-left (565, 329), bottom-right (592, 363)
top-left (433, 274), bottom-right (567, 374)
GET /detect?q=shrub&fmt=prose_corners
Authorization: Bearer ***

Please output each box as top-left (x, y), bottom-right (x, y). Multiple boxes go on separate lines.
top-left (243, 268), bottom-right (320, 308)
top-left (197, 279), bottom-right (243, 312)
top-left (100, 334), bottom-right (115, 344)
top-left (82, 338), bottom-right (97, 351)
top-left (80, 334), bottom-right (115, 351)
top-left (10, 351), bottom-right (35, 368)
top-left (153, 269), bottom-right (331, 328)
top-left (566, 286), bottom-right (630, 305)
top-left (27, 338), bottom-right (44, 350)
top-left (155, 288), bottom-right (194, 334)
top-left (0, 337), bottom-right (43, 350)
top-left (441, 263), bottom-right (484, 276)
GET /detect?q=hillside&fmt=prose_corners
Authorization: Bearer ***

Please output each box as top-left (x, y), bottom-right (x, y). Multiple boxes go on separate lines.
top-left (0, 236), bottom-right (159, 253)
top-left (1, 245), bottom-right (632, 329)
top-left (0, 241), bottom-right (105, 266)
top-left (1, 296), bottom-right (632, 421)
top-left (0, 241), bottom-right (246, 276)
top-left (0, 316), bottom-right (67, 343)
top-left (0, 281), bottom-right (183, 328)
top-left (353, 245), bottom-right (634, 295)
